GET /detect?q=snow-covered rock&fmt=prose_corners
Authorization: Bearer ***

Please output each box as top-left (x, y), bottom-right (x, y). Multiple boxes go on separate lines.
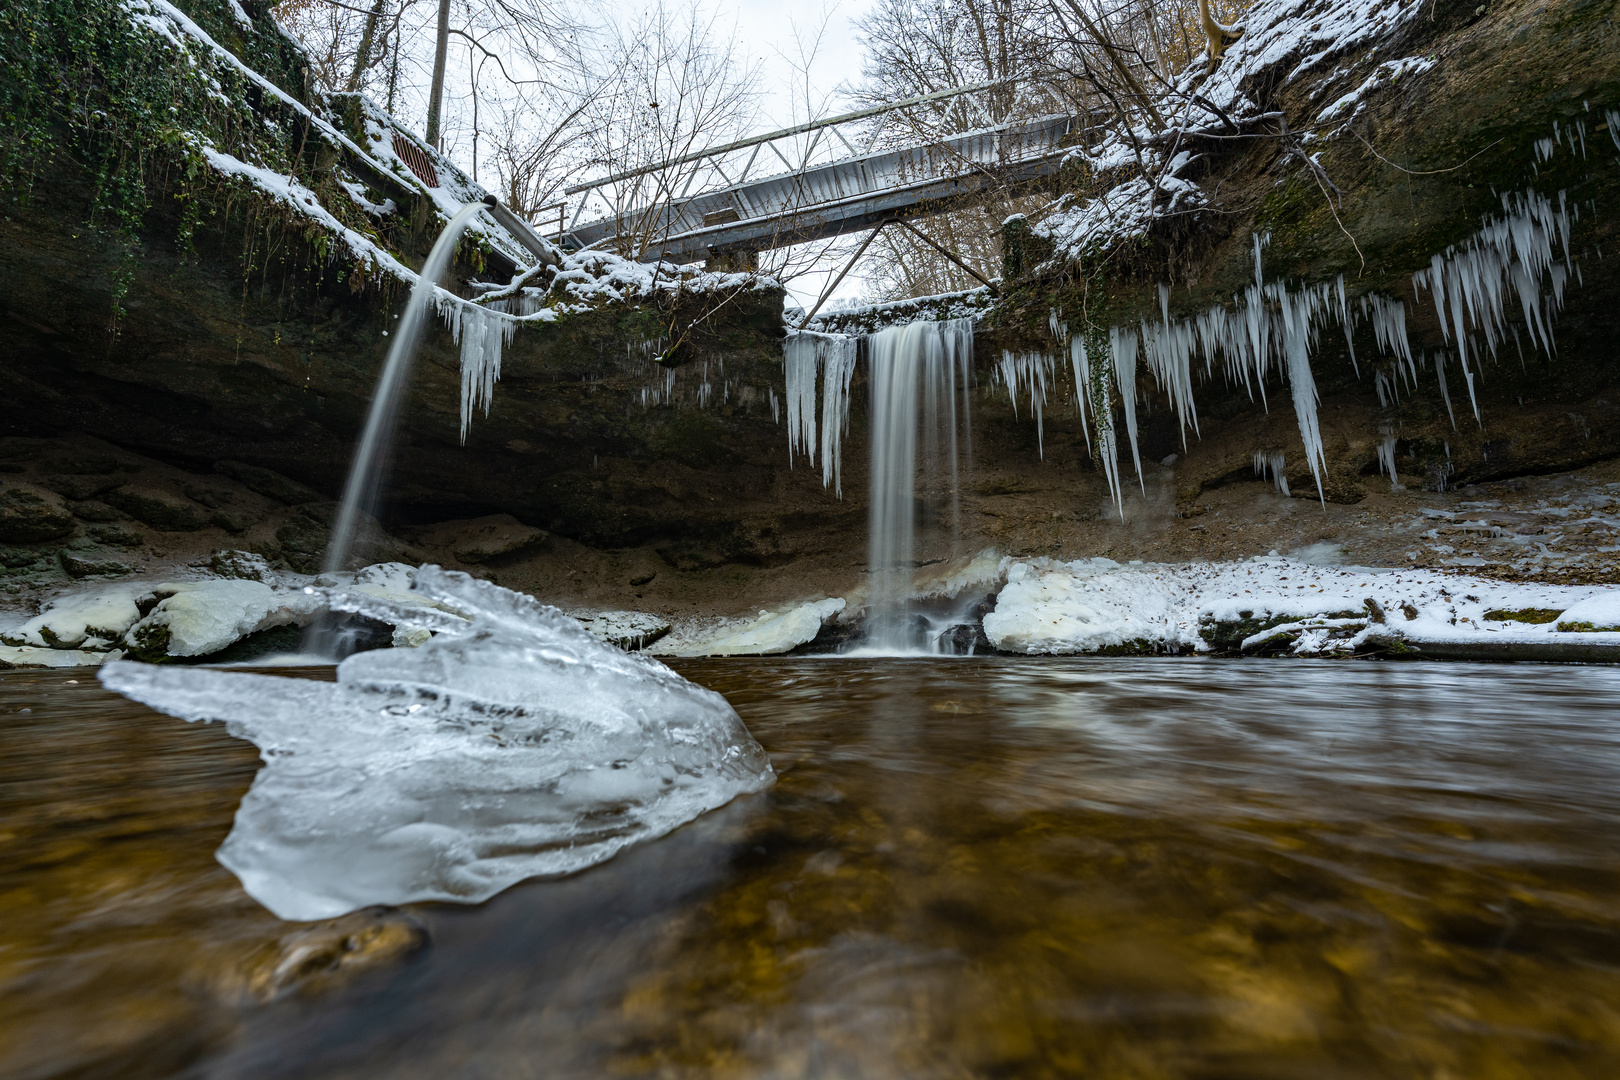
top-left (5, 586), bottom-right (145, 649)
top-left (99, 567), bottom-right (775, 921)
top-left (984, 559), bottom-right (1203, 655)
top-left (910, 548), bottom-right (1005, 602)
top-left (124, 580), bottom-right (324, 659)
top-left (650, 598), bottom-right (846, 656)
top-left (571, 610), bottom-right (672, 650)
top-left (1555, 594), bottom-right (1620, 633)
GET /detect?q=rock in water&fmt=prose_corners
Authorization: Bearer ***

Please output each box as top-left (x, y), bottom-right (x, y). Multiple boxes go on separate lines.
top-left (99, 567), bottom-right (775, 921)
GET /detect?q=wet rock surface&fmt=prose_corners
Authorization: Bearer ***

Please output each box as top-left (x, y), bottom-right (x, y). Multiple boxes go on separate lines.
top-left (0, 483), bottom-right (76, 543)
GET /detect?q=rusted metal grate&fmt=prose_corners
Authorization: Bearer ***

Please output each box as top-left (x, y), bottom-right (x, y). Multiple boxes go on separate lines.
top-left (391, 135), bottom-right (439, 188)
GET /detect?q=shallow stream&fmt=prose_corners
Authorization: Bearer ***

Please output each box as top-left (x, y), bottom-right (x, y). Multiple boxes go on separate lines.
top-left (6, 658), bottom-right (1620, 1078)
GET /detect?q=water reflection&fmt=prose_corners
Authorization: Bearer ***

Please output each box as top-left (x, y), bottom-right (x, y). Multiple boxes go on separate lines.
top-left (6, 659), bottom-right (1620, 1079)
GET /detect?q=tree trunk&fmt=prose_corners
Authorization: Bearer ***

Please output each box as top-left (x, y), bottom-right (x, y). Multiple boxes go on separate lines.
top-left (424, 0), bottom-right (451, 148)
top-left (345, 0), bottom-right (388, 93)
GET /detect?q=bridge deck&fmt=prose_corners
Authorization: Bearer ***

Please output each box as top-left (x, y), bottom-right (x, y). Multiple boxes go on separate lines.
top-left (565, 114), bottom-right (1076, 263)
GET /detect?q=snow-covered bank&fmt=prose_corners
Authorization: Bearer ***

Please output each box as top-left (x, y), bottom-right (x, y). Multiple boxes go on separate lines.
top-left (0, 557), bottom-right (451, 665)
top-left (986, 556), bottom-right (1620, 660)
top-left (100, 568), bottom-right (774, 920)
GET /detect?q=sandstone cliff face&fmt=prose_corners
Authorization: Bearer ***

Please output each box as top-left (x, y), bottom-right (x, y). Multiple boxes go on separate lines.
top-left (1, 0), bottom-right (1616, 611)
top-left (990, 0), bottom-right (1620, 508)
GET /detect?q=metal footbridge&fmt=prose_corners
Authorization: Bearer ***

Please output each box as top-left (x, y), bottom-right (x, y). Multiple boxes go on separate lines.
top-left (556, 80), bottom-right (1078, 266)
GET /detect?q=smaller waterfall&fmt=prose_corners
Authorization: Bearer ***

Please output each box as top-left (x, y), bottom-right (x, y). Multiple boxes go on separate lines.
top-left (324, 200), bottom-right (489, 574)
top-left (865, 318), bottom-right (975, 652)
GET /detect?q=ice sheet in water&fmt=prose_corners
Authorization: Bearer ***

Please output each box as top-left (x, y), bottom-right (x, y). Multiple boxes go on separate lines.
top-left (100, 567), bottom-right (774, 921)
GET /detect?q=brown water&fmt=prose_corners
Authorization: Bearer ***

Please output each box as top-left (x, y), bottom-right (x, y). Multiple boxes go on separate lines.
top-left (5, 659), bottom-right (1620, 1079)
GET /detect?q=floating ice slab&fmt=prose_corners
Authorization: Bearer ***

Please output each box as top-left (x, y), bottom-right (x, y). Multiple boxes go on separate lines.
top-left (100, 567), bottom-right (774, 921)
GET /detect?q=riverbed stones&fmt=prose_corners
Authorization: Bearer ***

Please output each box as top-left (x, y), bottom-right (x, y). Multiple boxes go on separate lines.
top-left (220, 907), bottom-right (430, 1004)
top-left (87, 523), bottom-right (144, 549)
top-left (68, 500), bottom-right (125, 522)
top-left (0, 484), bottom-right (75, 543)
top-left (211, 549), bottom-right (275, 581)
top-left (275, 515), bottom-right (330, 572)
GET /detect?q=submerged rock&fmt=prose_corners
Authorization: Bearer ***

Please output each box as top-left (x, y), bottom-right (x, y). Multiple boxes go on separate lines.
top-left (99, 568), bottom-right (775, 920)
top-left (218, 906), bottom-right (429, 1004)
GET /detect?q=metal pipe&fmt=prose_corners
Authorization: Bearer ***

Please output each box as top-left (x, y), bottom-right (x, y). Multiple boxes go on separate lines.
top-left (480, 195), bottom-right (561, 269)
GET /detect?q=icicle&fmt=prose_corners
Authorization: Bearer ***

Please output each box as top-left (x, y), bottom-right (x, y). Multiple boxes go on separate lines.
top-left (1070, 336), bottom-right (1090, 448)
top-left (819, 335), bottom-right (860, 496)
top-left (1410, 187), bottom-right (1575, 387)
top-left (783, 330), bottom-right (853, 468)
top-left (1253, 451), bottom-right (1290, 497)
top-left (1336, 274), bottom-right (1358, 376)
top-left (1433, 350), bottom-right (1457, 430)
top-left (1109, 327), bottom-right (1144, 491)
top-left (998, 351), bottom-right (1055, 459)
top-left (1376, 429), bottom-right (1404, 491)
top-left (442, 295), bottom-right (518, 444)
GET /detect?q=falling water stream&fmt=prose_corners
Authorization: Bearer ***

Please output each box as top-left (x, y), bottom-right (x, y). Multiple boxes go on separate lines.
top-left (864, 318), bottom-right (975, 652)
top-left (321, 200), bottom-right (489, 576)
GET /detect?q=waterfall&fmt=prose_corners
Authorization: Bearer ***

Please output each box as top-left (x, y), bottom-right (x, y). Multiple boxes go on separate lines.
top-left (324, 200), bottom-right (489, 574)
top-left (865, 318), bottom-right (974, 652)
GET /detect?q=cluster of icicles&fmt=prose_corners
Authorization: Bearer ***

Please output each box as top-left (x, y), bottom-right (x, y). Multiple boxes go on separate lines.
top-left (782, 186), bottom-right (1576, 520)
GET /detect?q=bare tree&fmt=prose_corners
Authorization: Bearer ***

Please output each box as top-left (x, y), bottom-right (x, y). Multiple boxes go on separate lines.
top-left (849, 0), bottom-right (1057, 301)
top-left (572, 1), bottom-right (761, 260)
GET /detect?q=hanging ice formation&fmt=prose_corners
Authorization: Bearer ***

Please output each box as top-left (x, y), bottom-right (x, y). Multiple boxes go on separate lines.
top-left (436, 292), bottom-right (527, 443)
top-left (1051, 236), bottom-right (1343, 510)
top-left (1042, 183), bottom-right (1580, 515)
top-left (1253, 451), bottom-right (1290, 497)
top-left (1375, 427), bottom-right (1403, 491)
top-left (994, 352), bottom-right (1056, 458)
top-left (782, 330), bottom-right (860, 497)
top-left (1410, 188), bottom-right (1574, 426)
